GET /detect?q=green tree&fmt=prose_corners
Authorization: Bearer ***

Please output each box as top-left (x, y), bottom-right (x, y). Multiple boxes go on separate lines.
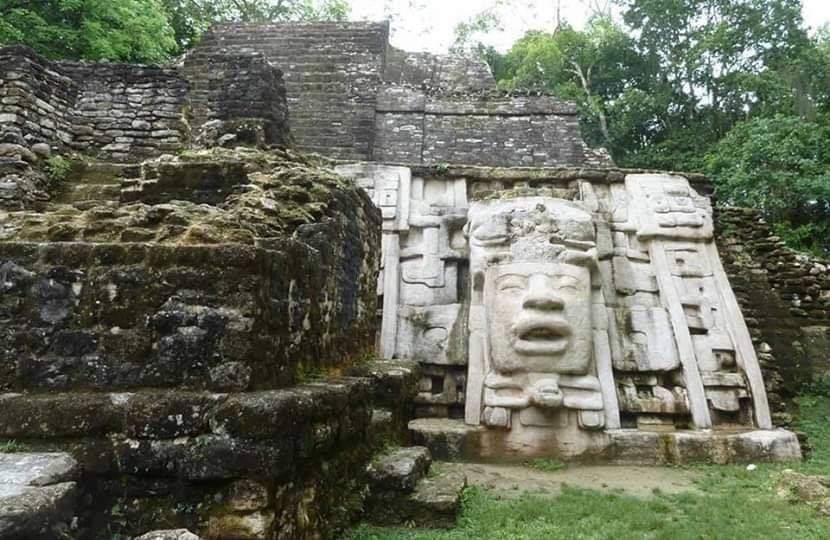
top-left (494, 17), bottom-right (654, 158)
top-left (160, 0), bottom-right (350, 52)
top-left (616, 0), bottom-right (815, 168)
top-left (0, 0), bottom-right (177, 63)
top-left (707, 114), bottom-right (830, 255)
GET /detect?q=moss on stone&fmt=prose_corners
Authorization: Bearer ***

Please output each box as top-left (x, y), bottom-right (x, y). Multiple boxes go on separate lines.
top-left (1, 148), bottom-right (378, 246)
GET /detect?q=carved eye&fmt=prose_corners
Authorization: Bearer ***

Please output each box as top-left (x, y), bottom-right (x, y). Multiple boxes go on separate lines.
top-left (556, 276), bottom-right (581, 292)
top-left (497, 276), bottom-right (525, 292)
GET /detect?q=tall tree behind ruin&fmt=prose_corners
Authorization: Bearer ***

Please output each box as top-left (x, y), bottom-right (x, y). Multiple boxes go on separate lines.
top-left (161, 0), bottom-right (350, 52)
top-left (0, 0), bottom-right (178, 63)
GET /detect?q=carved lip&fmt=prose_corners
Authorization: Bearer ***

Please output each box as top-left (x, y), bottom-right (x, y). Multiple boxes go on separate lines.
top-left (471, 235), bottom-right (508, 247)
top-left (512, 317), bottom-right (571, 355)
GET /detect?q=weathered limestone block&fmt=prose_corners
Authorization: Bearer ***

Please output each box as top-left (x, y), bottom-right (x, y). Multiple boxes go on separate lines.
top-left (397, 304), bottom-right (465, 365)
top-left (366, 446), bottom-right (432, 492)
top-left (0, 153), bottom-right (381, 393)
top-left (0, 453), bottom-right (79, 540)
top-left (121, 161), bottom-right (249, 205)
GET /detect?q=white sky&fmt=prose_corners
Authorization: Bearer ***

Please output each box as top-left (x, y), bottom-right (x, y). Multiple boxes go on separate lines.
top-left (349, 0), bottom-right (830, 53)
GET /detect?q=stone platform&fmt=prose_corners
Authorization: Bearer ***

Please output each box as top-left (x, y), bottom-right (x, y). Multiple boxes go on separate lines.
top-left (410, 418), bottom-right (802, 465)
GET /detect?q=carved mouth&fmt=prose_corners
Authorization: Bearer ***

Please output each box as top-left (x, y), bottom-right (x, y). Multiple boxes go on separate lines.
top-left (512, 318), bottom-right (571, 355)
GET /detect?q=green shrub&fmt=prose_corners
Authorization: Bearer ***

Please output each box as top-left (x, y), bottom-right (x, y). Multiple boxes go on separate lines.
top-left (44, 156), bottom-right (71, 185)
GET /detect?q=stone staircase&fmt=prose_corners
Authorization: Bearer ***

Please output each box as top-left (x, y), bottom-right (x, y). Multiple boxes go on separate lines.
top-left (52, 161), bottom-right (138, 209)
top-left (363, 446), bottom-right (467, 529)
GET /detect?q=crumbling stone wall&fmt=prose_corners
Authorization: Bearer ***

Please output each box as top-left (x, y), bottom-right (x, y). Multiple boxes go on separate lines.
top-left (61, 62), bottom-right (189, 161)
top-left (193, 22), bottom-right (390, 160)
top-left (0, 157), bottom-right (380, 392)
top-left (181, 50), bottom-right (291, 148)
top-left (716, 207), bottom-right (830, 397)
top-left (0, 46), bottom-right (78, 148)
top-left (0, 361), bottom-right (419, 539)
top-left (0, 45), bottom-right (292, 162)
top-left (374, 88), bottom-right (611, 167)
top-left (0, 46), bottom-right (188, 160)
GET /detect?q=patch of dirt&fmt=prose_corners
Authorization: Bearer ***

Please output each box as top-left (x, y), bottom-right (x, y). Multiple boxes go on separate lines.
top-left (439, 462), bottom-right (701, 498)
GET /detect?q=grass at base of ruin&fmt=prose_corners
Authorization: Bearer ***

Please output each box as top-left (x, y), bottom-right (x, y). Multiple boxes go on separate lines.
top-left (345, 395), bottom-right (830, 540)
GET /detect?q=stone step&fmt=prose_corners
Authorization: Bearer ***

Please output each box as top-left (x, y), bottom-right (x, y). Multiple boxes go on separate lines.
top-left (0, 452), bottom-right (79, 539)
top-left (53, 182), bottom-right (121, 204)
top-left (367, 446), bottom-right (432, 493)
top-left (364, 461), bottom-right (467, 529)
top-left (406, 466), bottom-right (467, 528)
top-left (66, 161), bottom-right (140, 185)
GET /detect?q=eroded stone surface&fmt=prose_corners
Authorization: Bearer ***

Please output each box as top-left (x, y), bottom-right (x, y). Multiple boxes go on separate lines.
top-left (0, 453), bottom-right (79, 540)
top-left (0, 453), bottom-right (77, 487)
top-left (409, 418), bottom-right (801, 464)
top-left (367, 446), bottom-right (431, 493)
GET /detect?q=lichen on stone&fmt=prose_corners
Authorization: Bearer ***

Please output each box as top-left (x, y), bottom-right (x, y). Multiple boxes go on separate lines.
top-left (0, 147), bottom-right (378, 246)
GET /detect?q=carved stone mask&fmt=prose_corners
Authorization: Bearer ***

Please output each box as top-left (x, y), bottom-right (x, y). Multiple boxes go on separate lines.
top-left (486, 261), bottom-right (592, 375)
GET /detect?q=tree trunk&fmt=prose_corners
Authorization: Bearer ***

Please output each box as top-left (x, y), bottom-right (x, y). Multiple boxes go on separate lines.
top-left (569, 61), bottom-right (612, 146)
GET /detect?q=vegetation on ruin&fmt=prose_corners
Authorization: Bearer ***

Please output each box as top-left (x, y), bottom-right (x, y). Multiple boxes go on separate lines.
top-left (43, 155), bottom-right (71, 186)
top-left (346, 393), bottom-right (830, 539)
top-left (0, 0), bottom-right (178, 63)
top-left (0, 440), bottom-right (26, 453)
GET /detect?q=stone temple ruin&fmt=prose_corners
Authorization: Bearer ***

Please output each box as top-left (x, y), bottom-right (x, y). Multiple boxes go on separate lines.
top-left (0, 20), bottom-right (828, 540)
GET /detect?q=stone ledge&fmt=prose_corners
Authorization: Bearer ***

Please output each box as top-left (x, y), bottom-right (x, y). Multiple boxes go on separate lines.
top-left (410, 418), bottom-right (802, 465)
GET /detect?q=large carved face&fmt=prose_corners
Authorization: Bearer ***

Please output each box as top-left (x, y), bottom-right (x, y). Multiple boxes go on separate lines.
top-left (485, 261), bottom-right (592, 375)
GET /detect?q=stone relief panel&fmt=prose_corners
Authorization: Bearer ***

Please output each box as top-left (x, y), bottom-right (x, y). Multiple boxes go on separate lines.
top-left (625, 174), bottom-right (770, 429)
top-left (336, 165), bottom-right (773, 440)
top-left (334, 163), bottom-right (411, 359)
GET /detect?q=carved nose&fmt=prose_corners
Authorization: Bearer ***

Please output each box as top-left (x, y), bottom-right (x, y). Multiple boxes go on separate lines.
top-left (522, 275), bottom-right (564, 310)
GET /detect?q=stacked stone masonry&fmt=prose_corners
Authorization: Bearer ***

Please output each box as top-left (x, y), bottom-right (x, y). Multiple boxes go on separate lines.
top-left (0, 150), bottom-right (428, 539)
top-left (374, 89), bottom-right (610, 167)
top-left (1, 23), bottom-right (609, 167)
top-left (192, 22), bottom-right (391, 160)
top-left (0, 46), bottom-right (189, 161)
top-left (181, 50), bottom-right (291, 148)
top-left (716, 207), bottom-right (830, 396)
top-left (185, 22), bottom-right (611, 167)
top-left (0, 363), bottom-right (420, 539)
top-left (0, 45), bottom-right (290, 162)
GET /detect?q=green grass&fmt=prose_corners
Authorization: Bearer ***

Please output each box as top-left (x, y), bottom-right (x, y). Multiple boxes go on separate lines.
top-left (0, 440), bottom-right (26, 453)
top-left (344, 394), bottom-right (830, 540)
